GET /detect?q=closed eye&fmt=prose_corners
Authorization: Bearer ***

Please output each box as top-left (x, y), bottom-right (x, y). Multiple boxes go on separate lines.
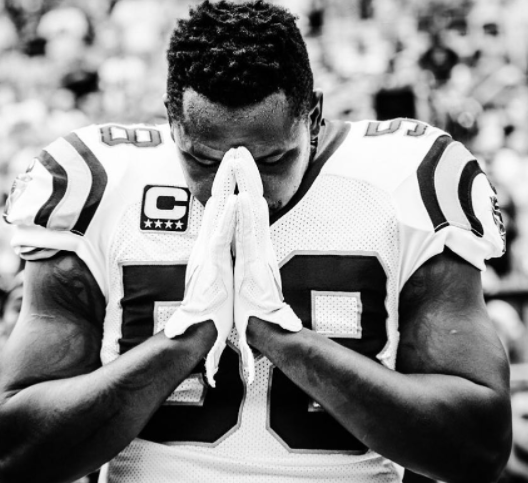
top-left (183, 151), bottom-right (221, 168)
top-left (256, 154), bottom-right (285, 166)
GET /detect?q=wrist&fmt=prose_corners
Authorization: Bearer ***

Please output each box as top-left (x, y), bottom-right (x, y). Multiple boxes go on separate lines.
top-left (165, 320), bottom-right (217, 355)
top-left (246, 316), bottom-right (267, 347)
top-left (246, 316), bottom-right (286, 349)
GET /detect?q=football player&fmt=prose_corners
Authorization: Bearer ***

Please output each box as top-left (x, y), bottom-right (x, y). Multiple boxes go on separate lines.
top-left (0, 1), bottom-right (511, 482)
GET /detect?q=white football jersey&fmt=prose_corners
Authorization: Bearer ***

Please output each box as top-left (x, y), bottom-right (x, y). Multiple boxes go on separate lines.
top-left (5, 118), bottom-right (505, 483)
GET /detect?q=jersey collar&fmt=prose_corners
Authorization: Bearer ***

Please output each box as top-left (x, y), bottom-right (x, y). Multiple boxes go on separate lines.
top-left (270, 119), bottom-right (351, 225)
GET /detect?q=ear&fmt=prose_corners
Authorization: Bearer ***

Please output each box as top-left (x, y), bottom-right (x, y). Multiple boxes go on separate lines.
top-left (309, 89), bottom-right (324, 140)
top-left (163, 93), bottom-right (176, 141)
top-left (163, 93), bottom-right (170, 119)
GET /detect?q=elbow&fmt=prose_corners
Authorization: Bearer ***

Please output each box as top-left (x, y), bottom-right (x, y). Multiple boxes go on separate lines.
top-left (0, 442), bottom-right (33, 483)
top-left (465, 438), bottom-right (511, 483)
top-left (450, 394), bottom-right (512, 483)
top-left (0, 457), bottom-right (72, 483)
top-left (0, 457), bottom-right (26, 483)
top-left (477, 395), bottom-right (512, 483)
top-left (450, 441), bottom-right (511, 483)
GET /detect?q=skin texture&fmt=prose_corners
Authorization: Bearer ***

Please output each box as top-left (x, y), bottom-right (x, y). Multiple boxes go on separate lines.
top-left (169, 89), bottom-right (511, 480)
top-left (0, 88), bottom-right (511, 483)
top-left (0, 253), bottom-right (217, 483)
top-left (169, 88), bottom-right (323, 212)
top-left (247, 248), bottom-right (511, 482)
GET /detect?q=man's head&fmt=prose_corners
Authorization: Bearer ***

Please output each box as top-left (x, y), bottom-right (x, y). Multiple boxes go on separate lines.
top-left (165, 0), bottom-right (323, 212)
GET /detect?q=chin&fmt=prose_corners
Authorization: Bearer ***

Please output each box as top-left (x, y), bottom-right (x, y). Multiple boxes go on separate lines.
top-left (267, 199), bottom-right (283, 214)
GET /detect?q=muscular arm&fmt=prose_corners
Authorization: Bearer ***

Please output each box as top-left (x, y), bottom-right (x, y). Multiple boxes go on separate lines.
top-left (247, 249), bottom-right (512, 483)
top-left (0, 252), bottom-right (216, 483)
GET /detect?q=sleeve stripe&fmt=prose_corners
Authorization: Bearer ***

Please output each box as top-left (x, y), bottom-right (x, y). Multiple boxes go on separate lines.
top-left (434, 142), bottom-right (477, 233)
top-left (34, 150), bottom-right (68, 228)
top-left (458, 160), bottom-right (484, 237)
top-left (418, 135), bottom-right (484, 237)
top-left (416, 135), bottom-right (453, 231)
top-left (44, 138), bottom-right (94, 231)
top-left (64, 132), bottom-right (108, 235)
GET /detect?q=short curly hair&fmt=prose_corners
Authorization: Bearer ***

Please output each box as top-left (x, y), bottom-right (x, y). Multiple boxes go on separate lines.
top-left (166, 0), bottom-right (314, 121)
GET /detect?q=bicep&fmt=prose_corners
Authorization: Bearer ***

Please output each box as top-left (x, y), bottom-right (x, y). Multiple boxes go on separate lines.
top-left (0, 252), bottom-right (105, 392)
top-left (397, 248), bottom-right (509, 393)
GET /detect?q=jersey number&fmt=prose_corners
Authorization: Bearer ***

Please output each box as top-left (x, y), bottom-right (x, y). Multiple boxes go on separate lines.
top-left (365, 118), bottom-right (427, 137)
top-left (120, 254), bottom-right (388, 452)
top-left (100, 125), bottom-right (162, 147)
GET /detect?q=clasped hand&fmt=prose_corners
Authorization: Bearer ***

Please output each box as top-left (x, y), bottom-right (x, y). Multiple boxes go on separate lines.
top-left (164, 147), bottom-right (302, 386)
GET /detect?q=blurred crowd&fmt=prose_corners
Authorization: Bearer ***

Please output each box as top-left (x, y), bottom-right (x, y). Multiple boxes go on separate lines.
top-left (1, 0), bottom-right (528, 481)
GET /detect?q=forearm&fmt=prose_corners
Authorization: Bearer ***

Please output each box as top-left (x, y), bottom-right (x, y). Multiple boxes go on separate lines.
top-left (0, 322), bottom-right (216, 483)
top-left (248, 318), bottom-right (511, 483)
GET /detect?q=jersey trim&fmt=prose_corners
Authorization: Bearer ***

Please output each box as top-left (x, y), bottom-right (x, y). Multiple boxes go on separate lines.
top-left (34, 150), bottom-right (68, 228)
top-left (417, 135), bottom-right (453, 231)
top-left (64, 132), bottom-right (108, 235)
top-left (417, 135), bottom-right (485, 237)
top-left (459, 160), bottom-right (485, 236)
top-left (270, 120), bottom-right (351, 225)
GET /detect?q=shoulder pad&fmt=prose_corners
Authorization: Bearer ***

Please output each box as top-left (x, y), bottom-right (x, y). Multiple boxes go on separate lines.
top-left (396, 136), bottom-right (505, 278)
top-left (4, 130), bottom-right (108, 236)
top-left (408, 136), bottom-right (504, 246)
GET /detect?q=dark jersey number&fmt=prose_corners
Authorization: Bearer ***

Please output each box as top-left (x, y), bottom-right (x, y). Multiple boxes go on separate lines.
top-left (119, 264), bottom-right (244, 444)
top-left (120, 253), bottom-right (388, 451)
top-left (269, 254), bottom-right (388, 453)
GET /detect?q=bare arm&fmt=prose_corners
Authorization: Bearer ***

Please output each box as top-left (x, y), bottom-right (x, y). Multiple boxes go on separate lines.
top-left (0, 252), bottom-right (216, 483)
top-left (247, 249), bottom-right (512, 483)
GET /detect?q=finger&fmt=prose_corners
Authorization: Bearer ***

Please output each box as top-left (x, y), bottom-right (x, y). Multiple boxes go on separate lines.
top-left (255, 196), bottom-right (271, 241)
top-left (233, 147), bottom-right (263, 197)
top-left (237, 192), bottom-right (259, 263)
top-left (239, 339), bottom-right (255, 385)
top-left (192, 197), bottom-right (218, 255)
top-left (212, 194), bottom-right (237, 258)
top-left (205, 338), bottom-right (226, 388)
top-left (201, 196), bottom-right (219, 233)
top-left (211, 149), bottom-right (237, 199)
top-left (221, 194), bottom-right (238, 245)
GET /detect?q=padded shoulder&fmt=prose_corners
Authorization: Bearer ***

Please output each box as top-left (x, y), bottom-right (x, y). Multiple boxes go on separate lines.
top-left (4, 128), bottom-right (108, 235)
top-left (323, 118), bottom-right (450, 190)
top-left (321, 119), bottom-right (506, 283)
top-left (394, 137), bottom-right (505, 283)
top-left (4, 123), bottom-right (178, 297)
top-left (4, 122), bottom-right (175, 235)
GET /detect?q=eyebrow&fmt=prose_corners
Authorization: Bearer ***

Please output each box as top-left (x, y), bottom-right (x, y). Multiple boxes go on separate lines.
top-left (190, 145), bottom-right (289, 162)
top-left (189, 143), bottom-right (224, 161)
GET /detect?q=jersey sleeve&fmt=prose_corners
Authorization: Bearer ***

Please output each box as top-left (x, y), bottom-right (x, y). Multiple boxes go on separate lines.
top-left (3, 131), bottom-right (109, 296)
top-left (395, 136), bottom-right (506, 287)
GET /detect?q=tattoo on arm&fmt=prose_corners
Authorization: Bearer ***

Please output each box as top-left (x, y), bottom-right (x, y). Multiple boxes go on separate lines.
top-left (3, 252), bottom-right (106, 389)
top-left (28, 251), bottom-right (106, 327)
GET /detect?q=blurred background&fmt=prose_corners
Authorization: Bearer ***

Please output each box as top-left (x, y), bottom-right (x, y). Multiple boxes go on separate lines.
top-left (1, 0), bottom-right (528, 481)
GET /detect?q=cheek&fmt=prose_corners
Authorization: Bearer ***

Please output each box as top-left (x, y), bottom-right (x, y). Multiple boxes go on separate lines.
top-left (261, 163), bottom-right (305, 211)
top-left (181, 163), bottom-right (216, 205)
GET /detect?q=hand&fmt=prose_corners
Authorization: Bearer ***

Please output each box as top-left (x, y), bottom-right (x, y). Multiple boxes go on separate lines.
top-left (165, 151), bottom-right (237, 387)
top-left (233, 148), bottom-right (302, 384)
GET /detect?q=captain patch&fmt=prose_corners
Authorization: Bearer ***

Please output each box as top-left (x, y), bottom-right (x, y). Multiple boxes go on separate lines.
top-left (141, 185), bottom-right (191, 232)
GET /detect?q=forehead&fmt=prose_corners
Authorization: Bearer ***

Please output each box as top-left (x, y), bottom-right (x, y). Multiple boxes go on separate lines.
top-left (177, 89), bottom-right (301, 155)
